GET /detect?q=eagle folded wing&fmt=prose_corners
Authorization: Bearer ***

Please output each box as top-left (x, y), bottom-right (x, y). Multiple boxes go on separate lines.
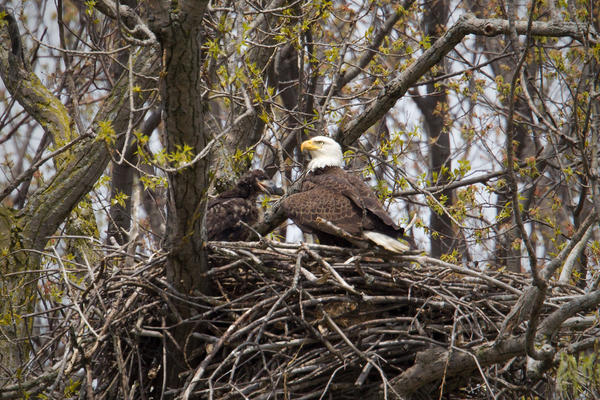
top-left (343, 172), bottom-right (403, 232)
top-left (308, 168), bottom-right (402, 235)
top-left (280, 184), bottom-right (364, 237)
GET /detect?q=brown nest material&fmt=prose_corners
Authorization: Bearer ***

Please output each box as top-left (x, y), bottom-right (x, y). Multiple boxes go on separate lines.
top-left (5, 240), bottom-right (599, 400)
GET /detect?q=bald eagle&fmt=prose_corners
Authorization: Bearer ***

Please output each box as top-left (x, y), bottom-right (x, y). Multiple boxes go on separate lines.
top-left (206, 169), bottom-right (276, 241)
top-left (281, 136), bottom-right (409, 253)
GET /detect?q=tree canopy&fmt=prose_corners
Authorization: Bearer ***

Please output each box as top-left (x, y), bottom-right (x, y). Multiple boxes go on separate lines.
top-left (0, 0), bottom-right (599, 398)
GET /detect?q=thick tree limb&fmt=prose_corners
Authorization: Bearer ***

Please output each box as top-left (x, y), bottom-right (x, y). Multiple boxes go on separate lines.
top-left (90, 0), bottom-right (157, 44)
top-left (558, 224), bottom-right (594, 284)
top-left (154, 0), bottom-right (211, 297)
top-left (538, 289), bottom-right (600, 338)
top-left (0, 7), bottom-right (76, 149)
top-left (15, 45), bottom-right (160, 253)
top-left (337, 13), bottom-right (598, 148)
top-left (381, 337), bottom-right (525, 399)
top-left (321, 0), bottom-right (416, 102)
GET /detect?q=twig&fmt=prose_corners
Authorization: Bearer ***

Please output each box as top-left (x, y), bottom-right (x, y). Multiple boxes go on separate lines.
top-left (52, 246), bottom-right (99, 338)
top-left (303, 244), bottom-right (361, 295)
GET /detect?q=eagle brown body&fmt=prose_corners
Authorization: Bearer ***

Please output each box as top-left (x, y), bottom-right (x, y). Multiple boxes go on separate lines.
top-left (206, 170), bottom-right (273, 241)
top-left (282, 166), bottom-right (404, 246)
top-left (281, 136), bottom-right (408, 252)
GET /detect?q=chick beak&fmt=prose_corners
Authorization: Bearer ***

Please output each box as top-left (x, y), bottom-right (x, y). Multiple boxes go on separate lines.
top-left (257, 179), bottom-right (283, 196)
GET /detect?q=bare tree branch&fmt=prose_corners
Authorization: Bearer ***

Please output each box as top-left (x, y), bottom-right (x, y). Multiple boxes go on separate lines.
top-left (338, 13), bottom-right (598, 148)
top-left (0, 7), bottom-right (76, 149)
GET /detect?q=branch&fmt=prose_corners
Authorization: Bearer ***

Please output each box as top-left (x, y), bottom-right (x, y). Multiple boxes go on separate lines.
top-left (337, 13), bottom-right (598, 148)
top-left (539, 289), bottom-right (600, 339)
top-left (381, 336), bottom-right (526, 399)
top-left (320, 0), bottom-right (416, 102)
top-left (541, 211), bottom-right (599, 280)
top-left (558, 224), bottom-right (594, 284)
top-left (504, 1), bottom-right (541, 284)
top-left (89, 0), bottom-right (157, 45)
top-left (502, 2), bottom-right (550, 363)
top-left (21, 46), bottom-right (160, 253)
top-left (393, 150), bottom-right (554, 197)
top-left (0, 7), bottom-right (76, 150)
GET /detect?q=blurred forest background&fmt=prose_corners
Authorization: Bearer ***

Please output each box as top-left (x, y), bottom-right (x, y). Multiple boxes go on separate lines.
top-left (0, 0), bottom-right (599, 398)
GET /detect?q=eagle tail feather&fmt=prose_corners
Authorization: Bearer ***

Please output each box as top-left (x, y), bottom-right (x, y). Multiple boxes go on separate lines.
top-left (363, 231), bottom-right (409, 253)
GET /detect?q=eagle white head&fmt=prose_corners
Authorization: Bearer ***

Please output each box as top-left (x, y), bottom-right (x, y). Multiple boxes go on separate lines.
top-left (301, 136), bottom-right (344, 171)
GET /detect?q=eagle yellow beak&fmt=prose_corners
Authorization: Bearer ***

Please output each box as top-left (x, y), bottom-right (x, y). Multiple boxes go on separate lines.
top-left (301, 139), bottom-right (320, 152)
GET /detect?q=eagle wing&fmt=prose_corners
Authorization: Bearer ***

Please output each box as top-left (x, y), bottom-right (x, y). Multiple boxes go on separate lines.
top-left (206, 198), bottom-right (259, 241)
top-left (342, 172), bottom-right (400, 230)
top-left (281, 180), bottom-right (364, 237)
top-left (281, 167), bottom-right (403, 242)
top-left (310, 168), bottom-right (400, 232)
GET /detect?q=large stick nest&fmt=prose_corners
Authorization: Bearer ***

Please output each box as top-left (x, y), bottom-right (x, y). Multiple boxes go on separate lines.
top-left (6, 240), bottom-right (599, 399)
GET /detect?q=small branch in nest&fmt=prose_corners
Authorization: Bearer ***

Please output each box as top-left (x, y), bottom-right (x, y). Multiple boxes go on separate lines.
top-left (134, 315), bottom-right (163, 338)
top-left (238, 220), bottom-right (262, 241)
top-left (303, 244), bottom-right (361, 296)
top-left (355, 361), bottom-right (374, 387)
top-left (208, 239), bottom-right (355, 255)
top-left (181, 307), bottom-right (254, 399)
top-left (404, 255), bottom-right (523, 295)
top-left (52, 246), bottom-right (99, 338)
top-left (306, 290), bottom-right (402, 399)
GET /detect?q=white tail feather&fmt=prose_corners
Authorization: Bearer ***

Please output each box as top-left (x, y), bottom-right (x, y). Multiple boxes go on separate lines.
top-left (363, 231), bottom-right (409, 253)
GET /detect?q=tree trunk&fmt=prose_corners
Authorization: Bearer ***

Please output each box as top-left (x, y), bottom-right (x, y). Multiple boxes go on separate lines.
top-left (413, 0), bottom-right (456, 258)
top-left (465, 1), bottom-right (536, 273)
top-left (150, 1), bottom-right (211, 386)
